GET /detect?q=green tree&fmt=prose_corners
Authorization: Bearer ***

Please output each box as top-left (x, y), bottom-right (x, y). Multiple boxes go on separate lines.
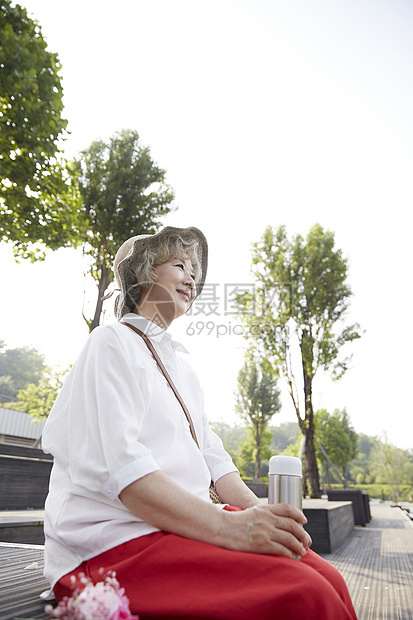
top-left (315, 408), bottom-right (358, 487)
top-left (269, 421), bottom-right (301, 454)
top-left (355, 472), bottom-right (364, 485)
top-left (0, 340), bottom-right (45, 401)
top-left (281, 435), bottom-right (302, 458)
top-left (237, 433), bottom-right (255, 478)
top-left (237, 428), bottom-right (274, 478)
top-left (15, 366), bottom-right (69, 421)
top-left (236, 224), bottom-right (362, 497)
top-left (338, 408), bottom-right (358, 481)
top-left (370, 435), bottom-right (413, 503)
top-left (73, 129), bottom-right (175, 331)
top-left (348, 434), bottom-right (377, 484)
top-left (235, 358), bottom-right (281, 479)
top-left (210, 422), bottom-right (248, 461)
top-left (0, 1), bottom-right (78, 259)
top-left (0, 374), bottom-right (15, 403)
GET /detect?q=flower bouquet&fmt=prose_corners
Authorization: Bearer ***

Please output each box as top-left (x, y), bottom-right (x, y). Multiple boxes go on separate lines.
top-left (44, 570), bottom-right (138, 620)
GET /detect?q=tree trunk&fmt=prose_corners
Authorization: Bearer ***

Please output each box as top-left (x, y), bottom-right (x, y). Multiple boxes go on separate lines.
top-left (302, 351), bottom-right (321, 498)
top-left (342, 466), bottom-right (348, 488)
top-left (304, 430), bottom-right (321, 498)
top-left (88, 263), bottom-right (112, 332)
top-left (255, 450), bottom-right (261, 480)
top-left (255, 427), bottom-right (261, 480)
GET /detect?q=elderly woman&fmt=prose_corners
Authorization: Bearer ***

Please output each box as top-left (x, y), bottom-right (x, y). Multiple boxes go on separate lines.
top-left (42, 226), bottom-right (357, 620)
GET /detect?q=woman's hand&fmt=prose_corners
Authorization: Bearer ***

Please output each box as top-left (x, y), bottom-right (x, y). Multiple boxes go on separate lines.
top-left (213, 472), bottom-right (311, 560)
top-left (219, 503), bottom-right (312, 561)
top-left (120, 471), bottom-right (311, 561)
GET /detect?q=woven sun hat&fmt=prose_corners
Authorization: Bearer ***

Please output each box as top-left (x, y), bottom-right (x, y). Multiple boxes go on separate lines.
top-left (113, 226), bottom-right (208, 318)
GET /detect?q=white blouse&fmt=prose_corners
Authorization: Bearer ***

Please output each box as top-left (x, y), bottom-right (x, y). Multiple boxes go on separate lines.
top-left (42, 314), bottom-right (237, 587)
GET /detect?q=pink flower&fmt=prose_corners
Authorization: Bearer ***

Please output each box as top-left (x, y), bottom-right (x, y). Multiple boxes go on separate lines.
top-left (45, 571), bottom-right (138, 620)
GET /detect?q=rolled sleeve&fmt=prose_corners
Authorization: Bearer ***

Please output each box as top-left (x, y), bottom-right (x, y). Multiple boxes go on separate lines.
top-left (209, 460), bottom-right (239, 484)
top-left (103, 454), bottom-right (161, 499)
top-left (201, 425), bottom-right (238, 484)
top-left (43, 325), bottom-right (160, 496)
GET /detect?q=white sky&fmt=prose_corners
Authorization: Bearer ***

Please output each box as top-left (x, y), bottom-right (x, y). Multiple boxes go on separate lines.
top-left (1, 0), bottom-right (413, 450)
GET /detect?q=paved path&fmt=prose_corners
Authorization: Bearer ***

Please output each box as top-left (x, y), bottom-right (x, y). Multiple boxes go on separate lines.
top-left (321, 500), bottom-right (413, 620)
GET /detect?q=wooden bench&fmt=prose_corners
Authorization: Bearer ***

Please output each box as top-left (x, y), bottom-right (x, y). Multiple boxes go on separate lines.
top-left (1, 501), bottom-right (356, 618)
top-left (259, 496), bottom-right (356, 554)
top-left (302, 499), bottom-right (355, 553)
top-left (327, 488), bottom-right (371, 526)
top-left (0, 503), bottom-right (354, 619)
top-left (0, 444), bottom-right (53, 510)
top-left (0, 451), bottom-right (356, 612)
top-left (2, 502), bottom-right (411, 620)
top-left (0, 510), bottom-right (45, 545)
top-left (0, 446), bottom-right (53, 618)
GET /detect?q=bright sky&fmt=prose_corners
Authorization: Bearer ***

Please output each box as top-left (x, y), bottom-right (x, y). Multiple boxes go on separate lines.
top-left (2, 0), bottom-right (413, 450)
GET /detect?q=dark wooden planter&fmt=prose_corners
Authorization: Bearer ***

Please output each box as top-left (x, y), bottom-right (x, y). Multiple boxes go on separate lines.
top-left (244, 480), bottom-right (268, 497)
top-left (326, 489), bottom-right (371, 526)
top-left (0, 444), bottom-right (53, 510)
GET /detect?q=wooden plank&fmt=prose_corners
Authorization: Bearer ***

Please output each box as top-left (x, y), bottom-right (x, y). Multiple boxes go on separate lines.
top-left (0, 522), bottom-right (45, 544)
top-left (321, 500), bottom-right (413, 620)
top-left (0, 445), bottom-right (52, 461)
top-left (0, 456), bottom-right (52, 510)
top-left (0, 544), bottom-right (51, 620)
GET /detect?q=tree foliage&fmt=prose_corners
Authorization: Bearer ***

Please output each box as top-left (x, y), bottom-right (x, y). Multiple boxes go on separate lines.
top-left (15, 365), bottom-right (69, 421)
top-left (315, 408), bottom-right (358, 487)
top-left (236, 224), bottom-right (362, 497)
top-left (0, 339), bottom-right (45, 401)
top-left (270, 421), bottom-right (301, 454)
top-left (237, 428), bottom-right (274, 478)
top-left (73, 129), bottom-right (175, 331)
top-left (210, 422), bottom-right (248, 460)
top-left (235, 358), bottom-right (281, 478)
top-left (0, 1), bottom-right (78, 259)
top-left (211, 420), bottom-right (412, 499)
top-left (212, 421), bottom-right (301, 478)
top-left (369, 435), bottom-right (413, 503)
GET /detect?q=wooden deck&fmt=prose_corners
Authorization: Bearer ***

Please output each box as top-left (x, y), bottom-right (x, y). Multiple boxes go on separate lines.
top-left (0, 500), bottom-right (412, 620)
top-left (321, 499), bottom-right (413, 620)
top-left (0, 542), bottom-right (50, 620)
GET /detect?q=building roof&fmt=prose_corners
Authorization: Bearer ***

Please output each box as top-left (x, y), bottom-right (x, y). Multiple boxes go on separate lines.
top-left (0, 408), bottom-right (45, 440)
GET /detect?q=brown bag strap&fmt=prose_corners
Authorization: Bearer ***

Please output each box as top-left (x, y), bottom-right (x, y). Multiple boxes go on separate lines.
top-left (120, 321), bottom-right (200, 448)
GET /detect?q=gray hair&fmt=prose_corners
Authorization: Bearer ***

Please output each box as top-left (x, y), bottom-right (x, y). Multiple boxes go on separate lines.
top-left (113, 227), bottom-right (208, 319)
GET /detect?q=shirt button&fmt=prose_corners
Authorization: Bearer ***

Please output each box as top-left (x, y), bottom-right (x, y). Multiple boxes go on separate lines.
top-left (106, 489), bottom-right (115, 499)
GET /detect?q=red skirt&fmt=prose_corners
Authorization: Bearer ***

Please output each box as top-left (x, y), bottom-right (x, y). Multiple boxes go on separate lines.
top-left (55, 507), bottom-right (357, 620)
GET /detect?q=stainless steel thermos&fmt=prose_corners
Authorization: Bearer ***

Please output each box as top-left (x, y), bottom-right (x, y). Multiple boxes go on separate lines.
top-left (268, 455), bottom-right (303, 510)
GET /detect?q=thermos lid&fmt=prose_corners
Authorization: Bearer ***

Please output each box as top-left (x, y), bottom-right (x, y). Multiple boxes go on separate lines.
top-left (269, 455), bottom-right (302, 477)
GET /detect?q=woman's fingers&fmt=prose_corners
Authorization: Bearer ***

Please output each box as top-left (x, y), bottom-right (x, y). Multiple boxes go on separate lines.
top-left (267, 502), bottom-right (307, 525)
top-left (250, 506), bottom-right (310, 556)
top-left (223, 503), bottom-right (312, 559)
top-left (267, 504), bottom-right (312, 548)
top-left (267, 522), bottom-right (310, 559)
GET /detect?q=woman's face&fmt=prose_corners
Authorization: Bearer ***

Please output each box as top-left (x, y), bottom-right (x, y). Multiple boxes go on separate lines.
top-left (136, 253), bottom-right (196, 327)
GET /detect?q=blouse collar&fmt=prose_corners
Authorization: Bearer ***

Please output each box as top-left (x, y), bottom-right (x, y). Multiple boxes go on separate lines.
top-left (121, 313), bottom-right (188, 353)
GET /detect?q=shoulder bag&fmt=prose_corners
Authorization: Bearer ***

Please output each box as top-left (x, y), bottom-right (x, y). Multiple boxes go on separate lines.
top-left (120, 321), bottom-right (223, 504)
